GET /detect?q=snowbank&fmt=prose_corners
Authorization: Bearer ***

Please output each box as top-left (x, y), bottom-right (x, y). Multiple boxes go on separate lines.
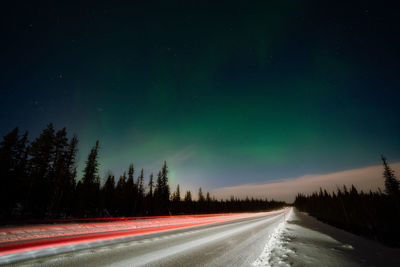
top-left (254, 207), bottom-right (400, 267)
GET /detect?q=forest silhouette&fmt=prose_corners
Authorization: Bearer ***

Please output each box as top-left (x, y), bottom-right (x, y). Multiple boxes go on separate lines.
top-left (0, 124), bottom-right (285, 221)
top-left (2, 124), bottom-right (399, 248)
top-left (295, 156), bottom-right (400, 247)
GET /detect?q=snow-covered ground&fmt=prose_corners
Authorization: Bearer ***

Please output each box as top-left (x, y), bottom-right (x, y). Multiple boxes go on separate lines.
top-left (254, 207), bottom-right (400, 267)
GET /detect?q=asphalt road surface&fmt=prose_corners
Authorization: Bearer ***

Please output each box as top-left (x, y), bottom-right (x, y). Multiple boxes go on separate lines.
top-left (2, 209), bottom-right (289, 266)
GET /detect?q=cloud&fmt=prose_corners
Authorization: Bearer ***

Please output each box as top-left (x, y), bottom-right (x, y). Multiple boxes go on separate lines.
top-left (141, 144), bottom-right (196, 173)
top-left (167, 144), bottom-right (196, 165)
top-left (211, 162), bottom-right (400, 203)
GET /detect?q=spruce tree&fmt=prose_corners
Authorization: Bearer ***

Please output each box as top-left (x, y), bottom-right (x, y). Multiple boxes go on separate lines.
top-left (128, 164), bottom-right (135, 182)
top-left (13, 130), bottom-right (29, 213)
top-left (82, 141), bottom-right (100, 186)
top-left (173, 185), bottom-right (181, 202)
top-left (154, 171), bottom-right (163, 214)
top-left (206, 192), bottom-right (211, 202)
top-left (147, 173), bottom-right (154, 215)
top-left (116, 172), bottom-right (127, 215)
top-left (80, 140), bottom-right (100, 216)
top-left (136, 168), bottom-right (145, 215)
top-left (63, 135), bottom-right (78, 215)
top-left (161, 161), bottom-right (170, 201)
top-left (49, 128), bottom-right (69, 215)
top-left (27, 124), bottom-right (55, 217)
top-left (198, 187), bottom-right (205, 202)
top-left (102, 172), bottom-right (116, 215)
top-left (127, 164), bottom-right (136, 215)
top-left (148, 173), bottom-right (154, 199)
top-left (381, 155), bottom-right (400, 197)
top-left (154, 171), bottom-right (162, 199)
top-left (183, 191), bottom-right (192, 214)
top-left (137, 168), bottom-right (145, 198)
top-left (184, 190), bottom-right (192, 202)
top-left (160, 161), bottom-right (170, 214)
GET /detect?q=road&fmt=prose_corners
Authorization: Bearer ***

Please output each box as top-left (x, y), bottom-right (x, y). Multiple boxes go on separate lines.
top-left (0, 208), bottom-right (290, 266)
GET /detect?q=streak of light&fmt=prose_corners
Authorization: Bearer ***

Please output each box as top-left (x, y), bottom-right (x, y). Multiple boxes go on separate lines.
top-left (0, 210), bottom-right (285, 256)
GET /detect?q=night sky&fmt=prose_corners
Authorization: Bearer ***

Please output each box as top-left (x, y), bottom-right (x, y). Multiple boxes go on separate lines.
top-left (1, 1), bottom-right (399, 194)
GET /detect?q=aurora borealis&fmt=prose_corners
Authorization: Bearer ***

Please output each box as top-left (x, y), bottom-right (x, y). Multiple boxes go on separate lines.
top-left (1, 1), bottom-right (399, 195)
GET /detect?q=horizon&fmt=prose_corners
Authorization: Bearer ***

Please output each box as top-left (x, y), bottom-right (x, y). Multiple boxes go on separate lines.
top-left (3, 123), bottom-right (399, 202)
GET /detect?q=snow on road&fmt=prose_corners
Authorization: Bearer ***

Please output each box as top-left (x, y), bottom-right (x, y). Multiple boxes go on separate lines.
top-left (253, 208), bottom-right (293, 267)
top-left (112, 214), bottom-right (281, 267)
top-left (254, 207), bottom-right (400, 267)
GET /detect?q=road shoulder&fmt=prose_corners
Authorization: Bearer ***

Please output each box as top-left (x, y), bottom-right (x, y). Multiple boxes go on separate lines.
top-left (264, 208), bottom-right (400, 267)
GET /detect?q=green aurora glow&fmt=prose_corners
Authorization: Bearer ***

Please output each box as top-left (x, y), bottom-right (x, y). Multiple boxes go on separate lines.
top-left (1, 1), bottom-right (399, 193)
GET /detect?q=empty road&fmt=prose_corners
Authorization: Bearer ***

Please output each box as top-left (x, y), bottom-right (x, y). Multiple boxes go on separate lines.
top-left (1, 208), bottom-right (290, 266)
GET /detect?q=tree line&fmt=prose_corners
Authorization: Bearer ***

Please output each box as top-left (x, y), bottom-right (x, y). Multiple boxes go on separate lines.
top-left (0, 124), bottom-right (286, 221)
top-left (294, 156), bottom-right (400, 247)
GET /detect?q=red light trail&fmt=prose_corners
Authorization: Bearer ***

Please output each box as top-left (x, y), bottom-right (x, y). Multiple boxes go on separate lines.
top-left (0, 211), bottom-right (283, 256)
